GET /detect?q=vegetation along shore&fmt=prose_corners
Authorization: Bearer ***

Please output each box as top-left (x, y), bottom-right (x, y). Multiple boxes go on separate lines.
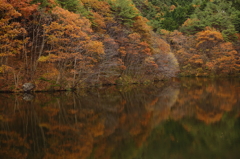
top-left (0, 0), bottom-right (239, 92)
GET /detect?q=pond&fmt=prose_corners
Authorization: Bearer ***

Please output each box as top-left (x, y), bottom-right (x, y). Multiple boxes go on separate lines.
top-left (0, 78), bottom-right (240, 159)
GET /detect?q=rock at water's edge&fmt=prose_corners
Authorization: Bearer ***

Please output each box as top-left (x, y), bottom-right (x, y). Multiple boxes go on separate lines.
top-left (22, 83), bottom-right (35, 92)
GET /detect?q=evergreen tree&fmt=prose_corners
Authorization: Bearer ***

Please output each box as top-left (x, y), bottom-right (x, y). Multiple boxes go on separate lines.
top-left (31, 0), bottom-right (54, 8)
top-left (57, 0), bottom-right (80, 12)
top-left (180, 0), bottom-right (238, 41)
top-left (133, 0), bottom-right (196, 32)
top-left (109, 0), bottom-right (140, 26)
top-left (233, 11), bottom-right (240, 33)
top-left (160, 5), bottom-right (195, 31)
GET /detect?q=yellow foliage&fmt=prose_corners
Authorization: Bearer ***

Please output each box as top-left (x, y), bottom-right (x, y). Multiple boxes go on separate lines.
top-left (0, 1), bottom-right (27, 59)
top-left (39, 123), bottom-right (51, 130)
top-left (192, 4), bottom-right (200, 8)
top-left (133, 16), bottom-right (151, 38)
top-left (0, 1), bottom-right (22, 19)
top-left (86, 41), bottom-right (105, 55)
top-left (38, 55), bottom-right (51, 62)
top-left (92, 12), bottom-right (106, 29)
top-left (196, 28), bottom-right (223, 49)
top-left (159, 29), bottom-right (170, 35)
top-left (0, 65), bottom-right (13, 73)
top-left (38, 54), bottom-right (58, 62)
top-left (182, 18), bottom-right (199, 27)
top-left (169, 5), bottom-right (176, 11)
top-left (81, 0), bottom-right (111, 15)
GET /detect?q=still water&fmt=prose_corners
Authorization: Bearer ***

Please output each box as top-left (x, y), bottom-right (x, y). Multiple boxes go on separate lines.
top-left (0, 78), bottom-right (240, 159)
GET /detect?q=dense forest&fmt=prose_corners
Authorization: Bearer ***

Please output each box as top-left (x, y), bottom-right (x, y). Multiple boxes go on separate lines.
top-left (0, 0), bottom-right (239, 91)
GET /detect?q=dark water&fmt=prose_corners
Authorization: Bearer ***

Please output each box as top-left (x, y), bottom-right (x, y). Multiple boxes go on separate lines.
top-left (0, 78), bottom-right (240, 159)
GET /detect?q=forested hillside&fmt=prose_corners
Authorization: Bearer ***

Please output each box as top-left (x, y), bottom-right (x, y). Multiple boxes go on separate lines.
top-left (0, 0), bottom-right (239, 92)
top-left (133, 0), bottom-right (240, 76)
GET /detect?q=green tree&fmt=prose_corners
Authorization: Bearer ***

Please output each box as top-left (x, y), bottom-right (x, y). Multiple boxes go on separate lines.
top-left (180, 0), bottom-right (238, 41)
top-left (31, 0), bottom-right (52, 8)
top-left (133, 0), bottom-right (195, 32)
top-left (57, 0), bottom-right (81, 12)
top-left (160, 5), bottom-right (195, 31)
top-left (108, 0), bottom-right (140, 26)
top-left (232, 10), bottom-right (240, 33)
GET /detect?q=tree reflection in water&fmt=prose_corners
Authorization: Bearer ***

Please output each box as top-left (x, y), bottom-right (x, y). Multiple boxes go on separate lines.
top-left (0, 78), bottom-right (240, 159)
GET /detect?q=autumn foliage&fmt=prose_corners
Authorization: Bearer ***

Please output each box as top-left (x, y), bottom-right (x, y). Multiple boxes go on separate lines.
top-left (0, 0), bottom-right (179, 92)
top-left (162, 27), bottom-right (240, 76)
top-left (1, 0), bottom-right (240, 92)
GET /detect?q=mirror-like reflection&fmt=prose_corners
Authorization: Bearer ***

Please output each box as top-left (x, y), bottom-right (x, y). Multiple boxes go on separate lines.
top-left (0, 78), bottom-right (240, 159)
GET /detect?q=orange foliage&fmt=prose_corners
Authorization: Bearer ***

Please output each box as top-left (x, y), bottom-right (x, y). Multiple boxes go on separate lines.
top-left (169, 27), bottom-right (240, 76)
top-left (6, 0), bottom-right (38, 18)
top-left (189, 55), bottom-right (203, 67)
top-left (81, 0), bottom-right (111, 15)
top-left (210, 42), bottom-right (239, 74)
top-left (43, 6), bottom-right (103, 63)
top-left (86, 41), bottom-right (104, 57)
top-left (39, 6), bottom-right (105, 85)
top-left (0, 1), bottom-right (27, 58)
top-left (92, 12), bottom-right (106, 32)
top-left (196, 27), bottom-right (223, 50)
top-left (133, 16), bottom-right (152, 39)
top-left (118, 46), bottom-right (127, 57)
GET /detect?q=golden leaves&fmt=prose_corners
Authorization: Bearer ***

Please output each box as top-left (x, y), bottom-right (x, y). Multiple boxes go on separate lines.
top-left (86, 41), bottom-right (105, 56)
top-left (196, 28), bottom-right (224, 49)
top-left (0, 1), bottom-right (28, 59)
top-left (118, 47), bottom-right (127, 57)
top-left (0, 65), bottom-right (13, 73)
top-left (133, 16), bottom-right (151, 38)
top-left (182, 18), bottom-right (199, 27)
top-left (169, 5), bottom-right (176, 11)
top-left (5, 0), bottom-right (38, 18)
top-left (0, 1), bottom-right (22, 19)
top-left (38, 54), bottom-right (58, 62)
top-left (92, 12), bottom-right (106, 31)
top-left (189, 55), bottom-right (203, 65)
top-left (128, 32), bottom-right (141, 41)
top-left (39, 5), bottom-right (107, 87)
top-left (82, 0), bottom-right (112, 15)
top-left (169, 26), bottom-right (240, 76)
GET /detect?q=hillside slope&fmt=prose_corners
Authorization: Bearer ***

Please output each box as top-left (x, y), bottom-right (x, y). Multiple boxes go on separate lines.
top-left (0, 0), bottom-right (179, 92)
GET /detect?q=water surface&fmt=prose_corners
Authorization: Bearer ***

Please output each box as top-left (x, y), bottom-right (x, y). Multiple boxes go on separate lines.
top-left (0, 78), bottom-right (240, 159)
